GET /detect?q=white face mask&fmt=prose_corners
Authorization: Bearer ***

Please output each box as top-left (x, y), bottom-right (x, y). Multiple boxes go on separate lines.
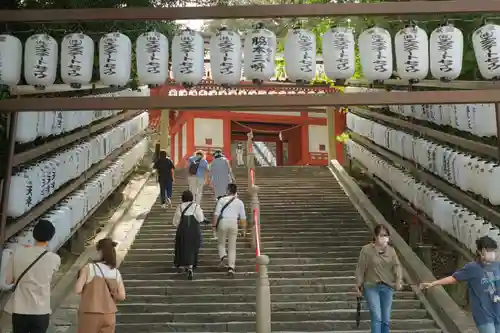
top-left (378, 236), bottom-right (389, 246)
top-left (484, 251), bottom-right (496, 262)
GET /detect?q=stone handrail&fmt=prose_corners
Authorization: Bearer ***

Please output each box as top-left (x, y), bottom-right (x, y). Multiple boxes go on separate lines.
top-left (246, 132), bottom-right (271, 333)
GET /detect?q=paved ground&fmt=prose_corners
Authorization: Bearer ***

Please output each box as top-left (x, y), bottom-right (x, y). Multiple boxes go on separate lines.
top-left (47, 177), bottom-right (159, 333)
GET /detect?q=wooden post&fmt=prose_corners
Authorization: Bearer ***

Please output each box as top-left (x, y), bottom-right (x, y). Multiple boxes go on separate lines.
top-left (256, 255), bottom-right (271, 333)
top-left (326, 107), bottom-right (337, 162)
top-left (449, 255), bottom-right (469, 308)
top-left (408, 216), bottom-right (422, 250)
top-left (159, 109), bottom-right (170, 152)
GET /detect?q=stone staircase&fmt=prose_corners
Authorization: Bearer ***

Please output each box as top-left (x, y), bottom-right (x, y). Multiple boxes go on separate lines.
top-left (115, 166), bottom-right (442, 332)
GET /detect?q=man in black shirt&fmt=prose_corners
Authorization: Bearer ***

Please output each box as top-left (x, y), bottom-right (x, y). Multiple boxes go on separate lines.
top-left (153, 150), bottom-right (176, 208)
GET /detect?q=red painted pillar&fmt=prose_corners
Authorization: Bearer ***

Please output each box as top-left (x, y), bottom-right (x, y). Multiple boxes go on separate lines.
top-left (335, 111), bottom-right (346, 165)
top-left (276, 140), bottom-right (283, 166)
top-left (186, 116), bottom-right (195, 158)
top-left (300, 124), bottom-right (309, 165)
top-left (223, 117), bottom-right (232, 161)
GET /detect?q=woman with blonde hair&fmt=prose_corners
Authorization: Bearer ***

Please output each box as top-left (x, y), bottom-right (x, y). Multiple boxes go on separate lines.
top-left (74, 238), bottom-right (126, 333)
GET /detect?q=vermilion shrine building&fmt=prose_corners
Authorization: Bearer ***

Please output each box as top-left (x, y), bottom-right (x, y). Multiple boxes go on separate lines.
top-left (149, 66), bottom-right (346, 167)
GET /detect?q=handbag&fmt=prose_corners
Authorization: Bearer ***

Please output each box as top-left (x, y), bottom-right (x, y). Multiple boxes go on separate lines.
top-left (216, 197), bottom-right (236, 229)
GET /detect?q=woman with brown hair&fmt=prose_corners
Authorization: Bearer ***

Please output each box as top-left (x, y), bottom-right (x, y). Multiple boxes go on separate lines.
top-left (355, 224), bottom-right (403, 333)
top-left (74, 238), bottom-right (126, 333)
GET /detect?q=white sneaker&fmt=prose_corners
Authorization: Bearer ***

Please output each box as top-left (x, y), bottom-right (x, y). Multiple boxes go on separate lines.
top-left (167, 198), bottom-right (172, 208)
top-left (161, 204), bottom-right (167, 209)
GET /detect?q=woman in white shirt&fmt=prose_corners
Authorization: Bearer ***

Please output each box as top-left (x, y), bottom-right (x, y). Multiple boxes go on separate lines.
top-left (173, 190), bottom-right (205, 280)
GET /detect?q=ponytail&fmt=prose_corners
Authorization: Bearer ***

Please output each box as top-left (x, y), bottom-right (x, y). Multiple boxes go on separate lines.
top-left (97, 238), bottom-right (118, 269)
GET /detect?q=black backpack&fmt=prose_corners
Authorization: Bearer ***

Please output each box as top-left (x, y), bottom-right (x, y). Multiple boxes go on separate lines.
top-left (189, 159), bottom-right (200, 175)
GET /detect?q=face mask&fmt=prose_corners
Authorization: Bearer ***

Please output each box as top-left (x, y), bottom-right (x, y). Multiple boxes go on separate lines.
top-left (378, 236), bottom-right (389, 246)
top-left (484, 251), bottom-right (496, 262)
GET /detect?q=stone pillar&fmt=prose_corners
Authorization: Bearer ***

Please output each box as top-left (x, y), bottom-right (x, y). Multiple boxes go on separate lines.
top-left (249, 185), bottom-right (260, 249)
top-left (256, 255), bottom-right (271, 333)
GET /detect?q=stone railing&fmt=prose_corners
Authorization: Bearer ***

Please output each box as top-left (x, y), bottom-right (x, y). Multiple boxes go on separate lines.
top-left (246, 132), bottom-right (271, 333)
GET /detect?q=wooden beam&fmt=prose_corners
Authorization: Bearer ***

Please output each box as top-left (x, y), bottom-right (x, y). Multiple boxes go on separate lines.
top-left (2, 90), bottom-right (500, 111)
top-left (0, 1), bottom-right (498, 23)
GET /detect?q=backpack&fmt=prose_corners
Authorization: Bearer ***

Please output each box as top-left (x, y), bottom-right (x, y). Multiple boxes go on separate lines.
top-left (189, 159), bottom-right (201, 175)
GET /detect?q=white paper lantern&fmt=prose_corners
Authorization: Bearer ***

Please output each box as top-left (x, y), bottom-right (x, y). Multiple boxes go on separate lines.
top-left (321, 27), bottom-right (355, 80)
top-left (430, 24), bottom-right (463, 81)
top-left (394, 25), bottom-right (429, 81)
top-left (0, 35), bottom-right (22, 86)
top-left (358, 27), bottom-right (393, 81)
top-left (284, 28), bottom-right (316, 83)
top-left (210, 28), bottom-right (242, 86)
top-left (473, 23), bottom-right (500, 80)
top-left (136, 31), bottom-right (169, 86)
top-left (172, 29), bottom-right (204, 87)
top-left (243, 23), bottom-right (276, 83)
top-left (61, 33), bottom-right (94, 88)
top-left (24, 34), bottom-right (58, 89)
top-left (99, 32), bottom-right (132, 87)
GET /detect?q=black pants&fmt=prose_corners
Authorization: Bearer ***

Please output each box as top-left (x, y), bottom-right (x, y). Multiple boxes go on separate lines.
top-left (12, 313), bottom-right (50, 333)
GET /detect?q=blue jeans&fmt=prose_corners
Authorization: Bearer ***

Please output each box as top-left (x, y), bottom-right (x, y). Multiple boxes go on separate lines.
top-left (478, 323), bottom-right (500, 333)
top-left (159, 179), bottom-right (173, 204)
top-left (364, 283), bottom-right (394, 333)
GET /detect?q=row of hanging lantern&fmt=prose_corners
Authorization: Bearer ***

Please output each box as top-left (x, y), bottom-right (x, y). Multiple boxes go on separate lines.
top-left (6, 112), bottom-right (149, 218)
top-left (15, 88), bottom-right (148, 144)
top-left (1, 21), bottom-right (499, 88)
top-left (0, 137), bottom-right (149, 286)
top-left (347, 113), bottom-right (500, 205)
top-left (345, 139), bottom-right (499, 255)
top-left (385, 103), bottom-right (497, 138)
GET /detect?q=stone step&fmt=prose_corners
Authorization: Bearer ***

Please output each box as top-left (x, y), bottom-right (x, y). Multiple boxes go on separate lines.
top-left (121, 270), bottom-right (357, 280)
top-left (131, 239), bottom-right (366, 247)
top-left (115, 319), bottom-right (437, 332)
top-left (117, 299), bottom-right (423, 313)
top-left (115, 308), bottom-right (428, 324)
top-left (120, 262), bottom-right (357, 273)
top-left (124, 250), bottom-right (361, 261)
top-left (126, 246), bottom-right (360, 255)
top-left (123, 291), bottom-right (417, 303)
top-left (124, 284), bottom-right (401, 296)
top-left (123, 276), bottom-right (356, 287)
top-left (111, 167), bottom-right (440, 333)
top-left (120, 256), bottom-right (359, 267)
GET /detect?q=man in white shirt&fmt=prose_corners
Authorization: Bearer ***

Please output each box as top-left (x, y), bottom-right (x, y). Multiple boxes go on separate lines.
top-left (213, 183), bottom-right (247, 276)
top-left (4, 219), bottom-right (61, 333)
